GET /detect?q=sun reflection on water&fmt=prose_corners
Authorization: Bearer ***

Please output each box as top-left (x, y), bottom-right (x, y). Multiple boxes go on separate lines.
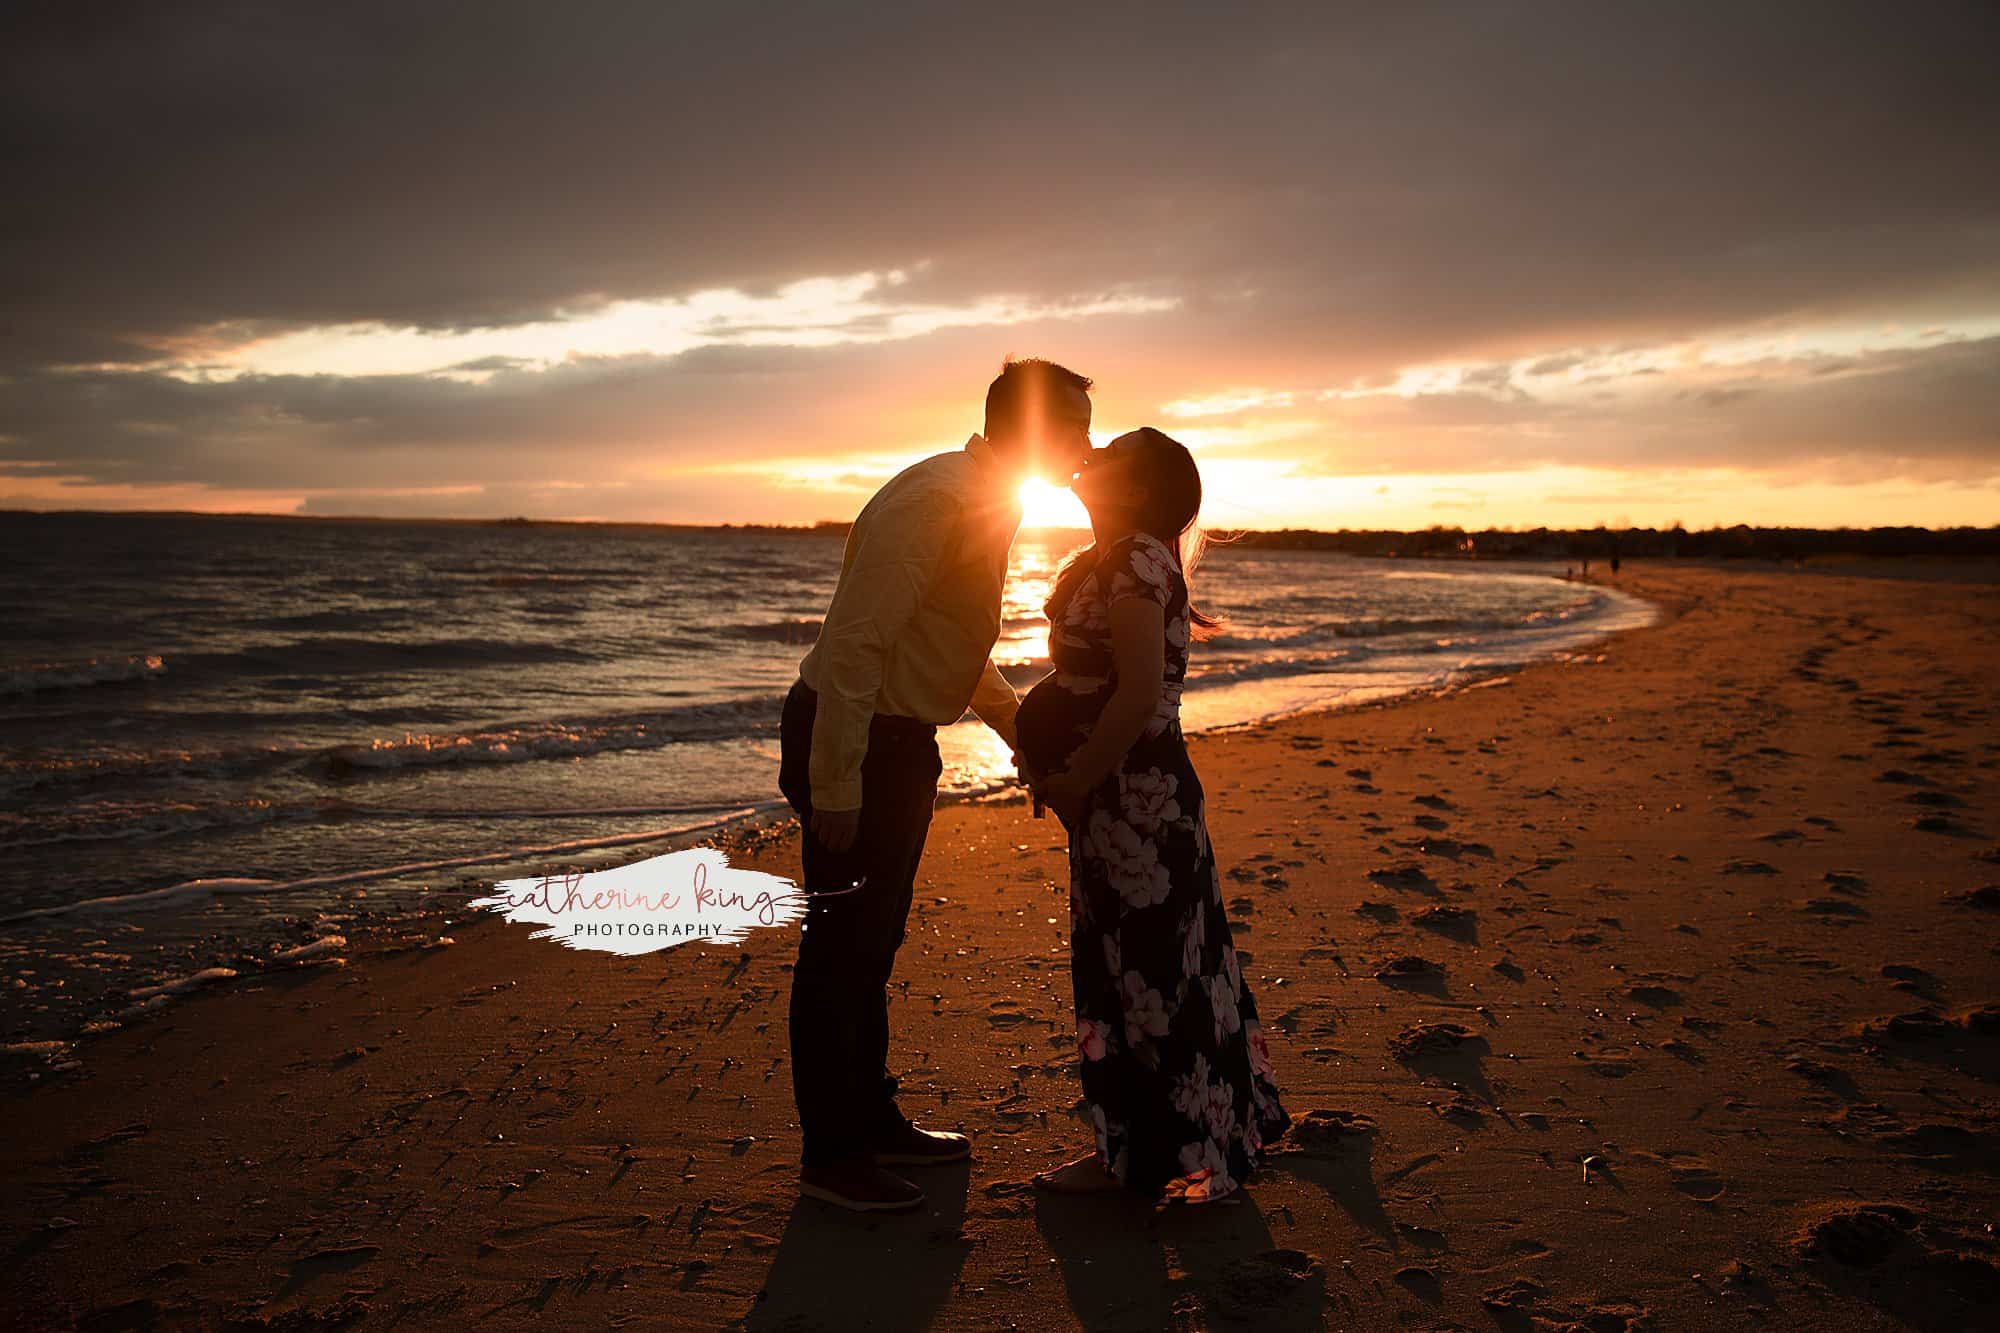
top-left (935, 533), bottom-right (1086, 793)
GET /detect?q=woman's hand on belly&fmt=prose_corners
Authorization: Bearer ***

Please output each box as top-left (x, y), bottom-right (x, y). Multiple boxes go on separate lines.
top-left (1040, 765), bottom-right (1094, 827)
top-left (1016, 752), bottom-right (1051, 819)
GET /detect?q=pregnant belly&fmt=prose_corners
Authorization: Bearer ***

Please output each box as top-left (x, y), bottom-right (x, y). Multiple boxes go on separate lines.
top-left (1014, 671), bottom-right (1106, 776)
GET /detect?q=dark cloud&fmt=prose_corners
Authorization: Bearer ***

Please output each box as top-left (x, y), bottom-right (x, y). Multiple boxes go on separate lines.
top-left (3, 1), bottom-right (1998, 512)
top-left (6, 3), bottom-right (1998, 364)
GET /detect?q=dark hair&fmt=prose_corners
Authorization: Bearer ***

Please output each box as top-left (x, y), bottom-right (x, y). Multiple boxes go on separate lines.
top-left (983, 356), bottom-right (1093, 441)
top-left (1047, 427), bottom-right (1225, 641)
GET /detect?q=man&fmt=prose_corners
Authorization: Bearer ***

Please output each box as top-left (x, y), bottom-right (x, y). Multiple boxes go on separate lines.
top-left (777, 357), bottom-right (1095, 1212)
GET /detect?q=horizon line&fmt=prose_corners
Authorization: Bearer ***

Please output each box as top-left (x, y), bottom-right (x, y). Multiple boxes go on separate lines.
top-left (3, 505), bottom-right (1997, 537)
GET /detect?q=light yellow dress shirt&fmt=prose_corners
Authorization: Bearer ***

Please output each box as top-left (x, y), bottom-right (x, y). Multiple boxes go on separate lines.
top-left (797, 434), bottom-right (1024, 811)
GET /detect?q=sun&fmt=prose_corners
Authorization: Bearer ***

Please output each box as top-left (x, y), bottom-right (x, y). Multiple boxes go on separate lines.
top-left (1018, 476), bottom-right (1087, 530)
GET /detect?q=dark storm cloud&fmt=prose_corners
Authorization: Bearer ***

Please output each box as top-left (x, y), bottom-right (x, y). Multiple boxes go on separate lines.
top-left (2, 0), bottom-right (1998, 507)
top-left (6, 2), bottom-right (1998, 367)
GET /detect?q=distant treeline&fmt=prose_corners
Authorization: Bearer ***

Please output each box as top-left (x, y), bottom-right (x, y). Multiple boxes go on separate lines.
top-left (1219, 524), bottom-right (2000, 561)
top-left (6, 511), bottom-right (1995, 562)
top-left (763, 519), bottom-right (2000, 562)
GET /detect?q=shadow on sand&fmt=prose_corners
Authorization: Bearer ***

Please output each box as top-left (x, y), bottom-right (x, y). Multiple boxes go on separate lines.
top-left (744, 1162), bottom-right (973, 1331)
top-left (1035, 1189), bottom-right (1327, 1330)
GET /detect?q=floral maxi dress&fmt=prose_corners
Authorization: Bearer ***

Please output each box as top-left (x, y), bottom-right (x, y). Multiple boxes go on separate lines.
top-left (1017, 531), bottom-right (1291, 1201)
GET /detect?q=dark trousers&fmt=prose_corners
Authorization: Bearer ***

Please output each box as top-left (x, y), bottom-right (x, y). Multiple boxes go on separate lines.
top-left (777, 678), bottom-right (942, 1168)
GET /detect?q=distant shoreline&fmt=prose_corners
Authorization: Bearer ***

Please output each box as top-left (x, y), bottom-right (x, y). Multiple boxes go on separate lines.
top-left (5, 504), bottom-right (1997, 560)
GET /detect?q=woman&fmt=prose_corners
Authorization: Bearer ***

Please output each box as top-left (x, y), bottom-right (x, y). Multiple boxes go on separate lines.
top-left (1016, 427), bottom-right (1290, 1202)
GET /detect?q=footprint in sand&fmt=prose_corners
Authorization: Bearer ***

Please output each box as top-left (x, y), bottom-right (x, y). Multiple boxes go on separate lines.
top-left (1791, 1200), bottom-right (2000, 1309)
top-left (1822, 1104), bottom-right (2000, 1172)
top-left (1913, 813), bottom-right (1974, 836)
top-left (1785, 1056), bottom-right (1861, 1099)
top-left (1376, 956), bottom-right (1449, 996)
top-left (1880, 964), bottom-right (1942, 999)
top-left (1279, 1107), bottom-right (1378, 1158)
top-left (1799, 897), bottom-right (1869, 921)
top-left (1664, 1154), bottom-right (1725, 1202)
top-left (1412, 905), bottom-right (1477, 942)
top-left (1206, 1249), bottom-right (1326, 1321)
top-left (1572, 1044), bottom-right (1639, 1078)
top-left (1393, 1266), bottom-right (1445, 1304)
top-left (1851, 1004), bottom-right (2000, 1044)
top-left (1433, 1093), bottom-right (1487, 1128)
top-left (985, 1000), bottom-right (1036, 1028)
top-left (1480, 1282), bottom-right (1651, 1333)
top-left (1368, 863), bottom-right (1438, 894)
top-left (1390, 1021), bottom-right (1484, 1061)
top-left (1395, 1223), bottom-right (1450, 1251)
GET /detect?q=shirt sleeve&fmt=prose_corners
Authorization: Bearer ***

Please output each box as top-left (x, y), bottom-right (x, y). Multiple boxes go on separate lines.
top-left (1100, 533), bottom-right (1179, 610)
top-left (967, 656), bottom-right (1019, 750)
top-left (808, 482), bottom-right (960, 811)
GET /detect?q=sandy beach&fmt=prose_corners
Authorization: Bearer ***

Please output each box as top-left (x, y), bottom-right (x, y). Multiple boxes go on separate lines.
top-left (5, 560), bottom-right (1998, 1331)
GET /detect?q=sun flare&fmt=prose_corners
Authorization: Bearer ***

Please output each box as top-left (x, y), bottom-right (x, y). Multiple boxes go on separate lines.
top-left (1018, 477), bottom-right (1087, 530)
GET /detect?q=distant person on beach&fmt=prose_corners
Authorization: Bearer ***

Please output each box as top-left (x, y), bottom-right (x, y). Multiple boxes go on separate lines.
top-left (778, 357), bottom-right (1094, 1213)
top-left (1014, 428), bottom-right (1292, 1201)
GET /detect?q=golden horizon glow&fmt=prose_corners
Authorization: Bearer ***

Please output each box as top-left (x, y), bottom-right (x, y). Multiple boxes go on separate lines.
top-left (10, 300), bottom-right (1999, 531)
top-left (6, 462), bottom-right (1997, 531)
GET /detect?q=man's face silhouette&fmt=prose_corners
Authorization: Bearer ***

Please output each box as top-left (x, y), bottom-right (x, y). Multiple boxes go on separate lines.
top-left (1025, 382), bottom-right (1094, 488)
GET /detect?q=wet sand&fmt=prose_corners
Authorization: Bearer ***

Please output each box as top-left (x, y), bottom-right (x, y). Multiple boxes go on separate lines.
top-left (4, 561), bottom-right (1998, 1331)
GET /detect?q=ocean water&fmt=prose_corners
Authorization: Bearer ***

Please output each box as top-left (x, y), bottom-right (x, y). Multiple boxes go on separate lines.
top-left (0, 511), bottom-right (1653, 1041)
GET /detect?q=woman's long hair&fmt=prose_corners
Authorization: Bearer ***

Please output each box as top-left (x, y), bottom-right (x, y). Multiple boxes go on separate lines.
top-left (1047, 427), bottom-right (1225, 641)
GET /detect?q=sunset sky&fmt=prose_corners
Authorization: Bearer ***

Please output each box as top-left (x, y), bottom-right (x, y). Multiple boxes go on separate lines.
top-left (3, 2), bottom-right (1997, 531)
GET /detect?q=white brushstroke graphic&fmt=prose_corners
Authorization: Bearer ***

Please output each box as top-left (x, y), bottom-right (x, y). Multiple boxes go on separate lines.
top-left (469, 847), bottom-right (810, 954)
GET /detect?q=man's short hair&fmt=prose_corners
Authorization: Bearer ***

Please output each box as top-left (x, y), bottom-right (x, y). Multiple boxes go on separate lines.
top-left (984, 357), bottom-right (1093, 439)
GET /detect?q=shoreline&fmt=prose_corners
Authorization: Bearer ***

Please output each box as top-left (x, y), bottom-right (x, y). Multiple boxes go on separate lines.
top-left (5, 561), bottom-right (1998, 1330)
top-left (0, 571), bottom-right (1657, 1050)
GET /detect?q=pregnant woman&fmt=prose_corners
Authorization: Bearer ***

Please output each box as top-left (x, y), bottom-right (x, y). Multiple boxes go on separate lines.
top-left (1016, 427), bottom-right (1291, 1202)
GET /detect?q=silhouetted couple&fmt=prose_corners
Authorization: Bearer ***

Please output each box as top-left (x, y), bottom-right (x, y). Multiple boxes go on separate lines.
top-left (777, 358), bottom-right (1289, 1213)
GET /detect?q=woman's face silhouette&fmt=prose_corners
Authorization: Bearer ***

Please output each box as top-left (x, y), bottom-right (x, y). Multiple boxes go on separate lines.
top-left (1070, 432), bottom-right (1149, 521)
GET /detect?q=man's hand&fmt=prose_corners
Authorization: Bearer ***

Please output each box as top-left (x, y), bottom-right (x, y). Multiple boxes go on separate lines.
top-left (812, 806), bottom-right (862, 853)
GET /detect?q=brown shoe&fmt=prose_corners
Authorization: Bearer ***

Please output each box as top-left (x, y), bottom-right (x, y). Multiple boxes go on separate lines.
top-left (867, 1120), bottom-right (972, 1166)
top-left (798, 1161), bottom-right (925, 1213)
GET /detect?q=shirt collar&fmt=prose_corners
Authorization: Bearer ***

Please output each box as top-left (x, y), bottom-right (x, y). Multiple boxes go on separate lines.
top-left (964, 433), bottom-right (1023, 524)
